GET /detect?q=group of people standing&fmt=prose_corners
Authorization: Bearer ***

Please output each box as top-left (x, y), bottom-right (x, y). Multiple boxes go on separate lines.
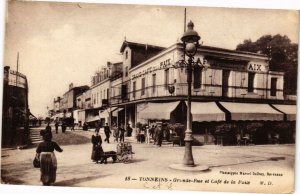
top-left (136, 122), bottom-right (167, 146)
top-left (54, 117), bottom-right (75, 134)
top-left (112, 124), bottom-right (125, 143)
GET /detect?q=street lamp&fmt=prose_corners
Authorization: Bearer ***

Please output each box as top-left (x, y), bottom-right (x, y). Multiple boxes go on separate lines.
top-left (170, 21), bottom-right (209, 171)
top-left (181, 20), bottom-right (200, 166)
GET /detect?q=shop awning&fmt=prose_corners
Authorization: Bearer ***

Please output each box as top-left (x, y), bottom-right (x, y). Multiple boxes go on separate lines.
top-left (112, 108), bottom-right (124, 117)
top-left (220, 102), bottom-right (284, 121)
top-left (100, 108), bottom-right (113, 119)
top-left (272, 104), bottom-right (297, 121)
top-left (139, 101), bottom-right (180, 120)
top-left (86, 115), bottom-right (100, 123)
top-left (189, 102), bottom-right (225, 122)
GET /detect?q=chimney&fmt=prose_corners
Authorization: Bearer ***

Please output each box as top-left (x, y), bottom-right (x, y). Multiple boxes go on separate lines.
top-left (69, 83), bottom-right (74, 90)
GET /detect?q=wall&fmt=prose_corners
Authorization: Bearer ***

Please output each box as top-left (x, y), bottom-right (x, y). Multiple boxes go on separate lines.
top-left (90, 79), bottom-right (110, 108)
top-left (128, 45), bottom-right (284, 101)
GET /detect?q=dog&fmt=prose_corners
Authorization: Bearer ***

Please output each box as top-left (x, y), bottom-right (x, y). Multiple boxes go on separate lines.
top-left (99, 151), bottom-right (117, 164)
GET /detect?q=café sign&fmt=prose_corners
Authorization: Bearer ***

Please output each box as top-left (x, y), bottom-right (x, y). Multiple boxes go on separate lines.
top-left (247, 62), bottom-right (268, 73)
top-left (131, 58), bottom-right (172, 79)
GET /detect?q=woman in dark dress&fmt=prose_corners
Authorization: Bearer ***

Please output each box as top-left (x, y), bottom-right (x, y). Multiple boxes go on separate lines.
top-left (36, 130), bottom-right (63, 186)
top-left (91, 130), bottom-right (103, 163)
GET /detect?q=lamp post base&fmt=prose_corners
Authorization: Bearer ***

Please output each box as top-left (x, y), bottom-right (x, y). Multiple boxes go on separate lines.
top-left (169, 163), bottom-right (209, 172)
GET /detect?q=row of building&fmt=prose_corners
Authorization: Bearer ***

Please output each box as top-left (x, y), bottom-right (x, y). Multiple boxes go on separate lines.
top-left (49, 38), bottom-right (297, 145)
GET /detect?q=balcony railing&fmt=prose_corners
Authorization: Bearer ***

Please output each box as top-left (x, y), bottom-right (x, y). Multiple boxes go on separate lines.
top-left (109, 83), bottom-right (283, 105)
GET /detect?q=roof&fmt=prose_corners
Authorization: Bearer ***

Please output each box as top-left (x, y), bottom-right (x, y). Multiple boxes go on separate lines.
top-left (120, 41), bottom-right (166, 53)
top-left (176, 43), bottom-right (268, 58)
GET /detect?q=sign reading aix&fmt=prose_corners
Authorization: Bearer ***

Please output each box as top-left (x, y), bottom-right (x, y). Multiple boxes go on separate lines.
top-left (247, 62), bottom-right (268, 73)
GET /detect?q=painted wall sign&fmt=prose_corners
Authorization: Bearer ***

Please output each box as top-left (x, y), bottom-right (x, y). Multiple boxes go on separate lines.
top-left (131, 58), bottom-right (171, 80)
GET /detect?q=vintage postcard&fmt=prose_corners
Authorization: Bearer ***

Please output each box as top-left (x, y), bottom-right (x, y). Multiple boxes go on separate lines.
top-left (1, 0), bottom-right (299, 194)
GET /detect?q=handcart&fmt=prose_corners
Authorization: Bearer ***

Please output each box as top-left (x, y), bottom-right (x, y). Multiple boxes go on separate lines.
top-left (116, 142), bottom-right (133, 163)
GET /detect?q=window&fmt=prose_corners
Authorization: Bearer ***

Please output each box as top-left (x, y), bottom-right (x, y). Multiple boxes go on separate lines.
top-left (248, 72), bottom-right (255, 93)
top-left (152, 74), bottom-right (156, 94)
top-left (125, 51), bottom-right (128, 59)
top-left (125, 66), bottom-right (128, 77)
top-left (165, 69), bottom-right (169, 89)
top-left (141, 77), bottom-right (146, 96)
top-left (97, 92), bottom-right (99, 104)
top-left (193, 66), bottom-right (202, 89)
top-left (133, 81), bottom-right (136, 98)
top-left (271, 78), bottom-right (277, 96)
top-left (107, 88), bottom-right (109, 99)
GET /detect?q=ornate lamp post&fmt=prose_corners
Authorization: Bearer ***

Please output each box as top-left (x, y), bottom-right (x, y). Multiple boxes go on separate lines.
top-left (181, 20), bottom-right (200, 166)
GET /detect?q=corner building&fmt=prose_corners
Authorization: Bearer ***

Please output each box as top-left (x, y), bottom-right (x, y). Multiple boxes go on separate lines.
top-left (104, 41), bottom-right (296, 145)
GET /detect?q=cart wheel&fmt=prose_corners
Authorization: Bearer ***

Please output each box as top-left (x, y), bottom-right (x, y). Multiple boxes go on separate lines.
top-left (121, 152), bottom-right (129, 163)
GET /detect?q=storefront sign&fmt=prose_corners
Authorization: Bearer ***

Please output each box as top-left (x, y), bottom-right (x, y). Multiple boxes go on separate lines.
top-left (131, 58), bottom-right (171, 79)
top-left (247, 62), bottom-right (268, 73)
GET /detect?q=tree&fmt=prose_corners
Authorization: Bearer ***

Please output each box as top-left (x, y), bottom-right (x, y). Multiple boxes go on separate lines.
top-left (236, 34), bottom-right (298, 95)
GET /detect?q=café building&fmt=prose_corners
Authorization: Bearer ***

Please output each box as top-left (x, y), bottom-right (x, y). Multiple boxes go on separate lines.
top-left (106, 40), bottom-right (296, 145)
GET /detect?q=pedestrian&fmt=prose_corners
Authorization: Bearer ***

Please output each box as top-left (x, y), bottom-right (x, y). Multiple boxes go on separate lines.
top-left (83, 122), bottom-right (88, 131)
top-left (104, 123), bottom-right (111, 143)
top-left (36, 130), bottom-right (63, 186)
top-left (45, 122), bottom-right (52, 133)
top-left (150, 125), bottom-right (155, 140)
top-left (136, 126), bottom-right (141, 143)
top-left (127, 124), bottom-right (133, 137)
top-left (152, 125), bottom-right (157, 145)
top-left (95, 121), bottom-right (100, 133)
top-left (113, 124), bottom-right (119, 142)
top-left (91, 129), bottom-right (103, 163)
top-left (146, 125), bottom-right (150, 144)
top-left (119, 124), bottom-right (125, 142)
top-left (155, 123), bottom-right (163, 147)
top-left (61, 119), bottom-right (67, 133)
top-left (54, 118), bottom-right (59, 134)
top-left (140, 126), bottom-right (146, 143)
top-left (70, 117), bottom-right (75, 131)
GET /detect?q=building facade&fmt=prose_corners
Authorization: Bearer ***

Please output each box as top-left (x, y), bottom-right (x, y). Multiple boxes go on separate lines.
top-left (2, 66), bottom-right (30, 147)
top-left (51, 40), bottom-right (296, 145)
top-left (107, 41), bottom-right (296, 145)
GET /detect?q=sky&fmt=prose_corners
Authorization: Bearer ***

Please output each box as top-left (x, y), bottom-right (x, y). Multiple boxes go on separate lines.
top-left (3, 0), bottom-right (299, 117)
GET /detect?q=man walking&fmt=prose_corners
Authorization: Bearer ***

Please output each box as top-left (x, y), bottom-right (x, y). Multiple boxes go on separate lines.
top-left (55, 118), bottom-right (59, 134)
top-left (119, 124), bottom-right (125, 142)
top-left (104, 123), bottom-right (111, 143)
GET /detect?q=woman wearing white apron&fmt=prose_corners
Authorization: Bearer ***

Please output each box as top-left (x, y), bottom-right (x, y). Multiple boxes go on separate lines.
top-left (36, 130), bottom-right (63, 186)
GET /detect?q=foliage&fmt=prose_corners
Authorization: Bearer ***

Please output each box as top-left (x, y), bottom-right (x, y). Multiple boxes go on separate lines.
top-left (236, 34), bottom-right (298, 95)
top-left (215, 123), bottom-right (237, 134)
top-left (168, 123), bottom-right (185, 137)
top-left (246, 122), bottom-right (264, 133)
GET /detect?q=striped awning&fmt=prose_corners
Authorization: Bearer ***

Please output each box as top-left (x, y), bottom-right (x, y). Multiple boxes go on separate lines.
top-left (189, 102), bottom-right (225, 122)
top-left (272, 104), bottom-right (297, 121)
top-left (220, 102), bottom-right (284, 121)
top-left (139, 101), bottom-right (180, 120)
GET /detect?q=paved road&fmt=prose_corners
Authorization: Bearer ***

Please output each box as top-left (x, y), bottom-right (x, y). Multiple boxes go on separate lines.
top-left (1, 128), bottom-right (295, 193)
